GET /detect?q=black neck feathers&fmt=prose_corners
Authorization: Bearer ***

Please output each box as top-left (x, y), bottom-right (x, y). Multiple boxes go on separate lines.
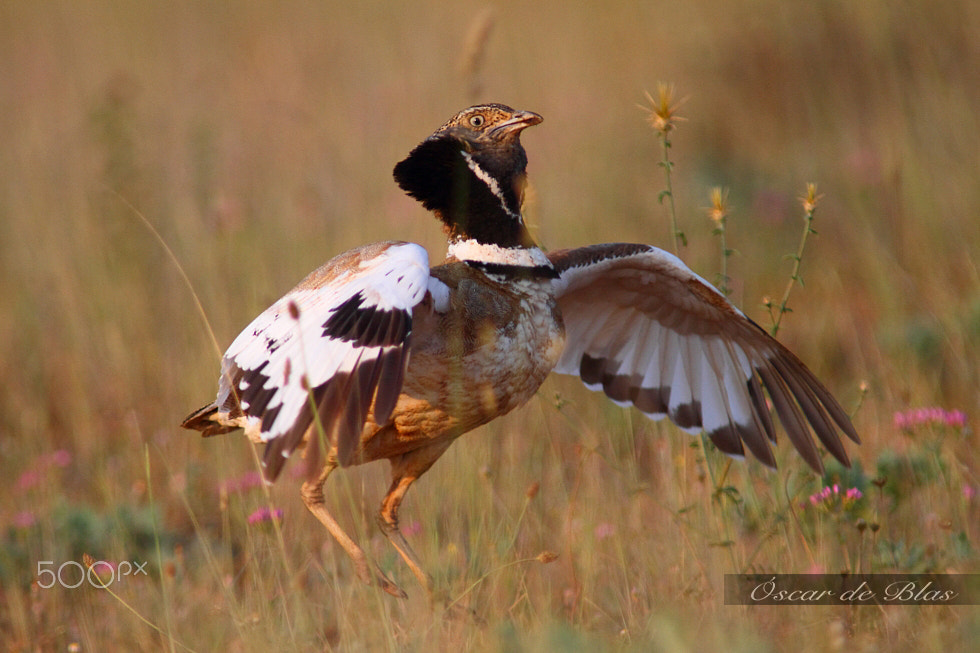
top-left (393, 106), bottom-right (540, 249)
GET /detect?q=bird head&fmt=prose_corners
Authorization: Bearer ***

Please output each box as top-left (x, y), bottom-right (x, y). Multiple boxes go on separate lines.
top-left (393, 104), bottom-right (542, 248)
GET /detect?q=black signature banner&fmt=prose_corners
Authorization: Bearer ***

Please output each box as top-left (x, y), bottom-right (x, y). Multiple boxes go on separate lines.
top-left (725, 574), bottom-right (980, 605)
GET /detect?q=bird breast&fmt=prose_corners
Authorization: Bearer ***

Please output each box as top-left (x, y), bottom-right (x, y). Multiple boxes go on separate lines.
top-left (400, 269), bottom-right (565, 434)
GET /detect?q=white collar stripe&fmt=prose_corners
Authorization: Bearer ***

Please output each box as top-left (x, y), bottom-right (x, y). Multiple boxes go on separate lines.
top-left (461, 151), bottom-right (522, 221)
top-left (448, 239), bottom-right (552, 267)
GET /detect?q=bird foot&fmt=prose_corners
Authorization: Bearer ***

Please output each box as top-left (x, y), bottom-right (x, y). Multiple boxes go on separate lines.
top-left (375, 566), bottom-right (408, 599)
top-left (352, 559), bottom-right (407, 599)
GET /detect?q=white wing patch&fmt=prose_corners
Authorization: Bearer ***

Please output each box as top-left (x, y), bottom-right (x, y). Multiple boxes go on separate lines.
top-left (548, 243), bottom-right (859, 473)
top-left (213, 241), bottom-right (444, 477)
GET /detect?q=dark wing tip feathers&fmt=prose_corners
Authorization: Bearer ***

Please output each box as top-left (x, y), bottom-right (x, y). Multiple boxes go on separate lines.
top-left (580, 333), bottom-right (857, 474)
top-left (556, 243), bottom-right (859, 474)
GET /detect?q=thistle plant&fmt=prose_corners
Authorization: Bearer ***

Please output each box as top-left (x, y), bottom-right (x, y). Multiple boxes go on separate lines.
top-left (765, 183), bottom-right (822, 337)
top-left (707, 186), bottom-right (733, 296)
top-left (643, 84), bottom-right (686, 253)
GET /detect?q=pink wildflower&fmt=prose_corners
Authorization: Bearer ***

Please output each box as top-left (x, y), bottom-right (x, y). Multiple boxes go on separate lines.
top-left (894, 407), bottom-right (968, 432)
top-left (403, 520), bottom-right (422, 537)
top-left (16, 470), bottom-right (40, 491)
top-left (14, 450), bottom-right (74, 493)
top-left (594, 523), bottom-right (616, 540)
top-left (220, 470), bottom-right (264, 494)
top-left (247, 507), bottom-right (284, 525)
top-left (13, 511), bottom-right (37, 528)
top-left (89, 560), bottom-right (117, 573)
top-left (46, 449), bottom-right (73, 467)
top-left (804, 485), bottom-right (863, 510)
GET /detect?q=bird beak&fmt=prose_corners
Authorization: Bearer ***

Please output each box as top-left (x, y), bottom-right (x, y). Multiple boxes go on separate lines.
top-left (490, 110), bottom-right (543, 137)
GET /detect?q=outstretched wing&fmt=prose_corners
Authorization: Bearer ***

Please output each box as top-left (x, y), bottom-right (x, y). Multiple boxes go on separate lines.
top-left (213, 241), bottom-right (449, 478)
top-left (548, 243), bottom-right (859, 473)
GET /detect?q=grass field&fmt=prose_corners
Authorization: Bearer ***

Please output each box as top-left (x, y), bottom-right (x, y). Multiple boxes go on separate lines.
top-left (1, 1), bottom-right (978, 650)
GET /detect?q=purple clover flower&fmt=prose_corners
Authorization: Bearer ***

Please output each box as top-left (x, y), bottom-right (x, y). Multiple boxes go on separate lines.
top-left (219, 470), bottom-right (265, 494)
top-left (247, 507), bottom-right (284, 525)
top-left (894, 407), bottom-right (968, 432)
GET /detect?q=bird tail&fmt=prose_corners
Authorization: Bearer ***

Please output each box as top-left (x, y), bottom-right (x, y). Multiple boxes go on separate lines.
top-left (180, 402), bottom-right (239, 437)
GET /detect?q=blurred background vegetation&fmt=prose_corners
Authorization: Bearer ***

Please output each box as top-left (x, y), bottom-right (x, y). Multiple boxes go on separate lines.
top-left (1, 1), bottom-right (977, 650)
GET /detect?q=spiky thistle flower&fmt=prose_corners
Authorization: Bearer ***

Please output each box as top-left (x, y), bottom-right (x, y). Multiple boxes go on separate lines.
top-left (800, 182), bottom-right (823, 214)
top-left (642, 83), bottom-right (685, 134)
top-left (707, 186), bottom-right (733, 295)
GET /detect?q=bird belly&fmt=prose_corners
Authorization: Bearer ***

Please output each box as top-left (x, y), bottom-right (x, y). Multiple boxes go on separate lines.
top-left (358, 279), bottom-right (564, 461)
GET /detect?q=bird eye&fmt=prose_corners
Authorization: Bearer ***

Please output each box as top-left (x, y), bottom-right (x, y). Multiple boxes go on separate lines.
top-left (469, 114), bottom-right (485, 128)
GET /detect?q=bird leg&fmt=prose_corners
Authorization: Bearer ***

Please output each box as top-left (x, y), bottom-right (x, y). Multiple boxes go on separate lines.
top-left (377, 442), bottom-right (457, 595)
top-left (377, 470), bottom-right (434, 595)
top-left (378, 453), bottom-right (489, 621)
top-left (301, 457), bottom-right (407, 598)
